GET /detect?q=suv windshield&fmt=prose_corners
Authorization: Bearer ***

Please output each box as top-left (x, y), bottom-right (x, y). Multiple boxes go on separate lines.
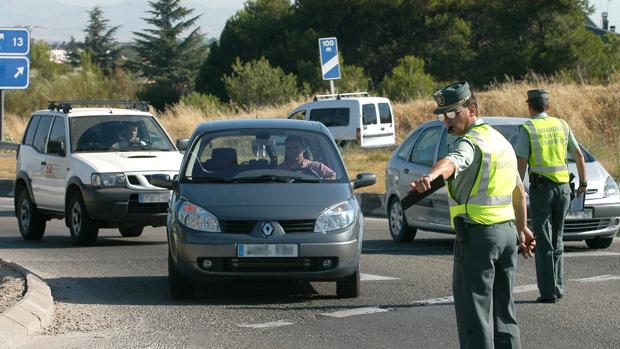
top-left (184, 129), bottom-right (347, 182)
top-left (70, 115), bottom-right (175, 152)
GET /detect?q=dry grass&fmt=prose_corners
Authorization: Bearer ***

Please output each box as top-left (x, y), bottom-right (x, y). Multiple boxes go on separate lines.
top-left (2, 80), bottom-right (619, 194)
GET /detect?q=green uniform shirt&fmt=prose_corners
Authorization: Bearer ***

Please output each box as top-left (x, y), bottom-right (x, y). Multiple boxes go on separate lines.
top-left (515, 112), bottom-right (579, 159)
top-left (445, 119), bottom-right (522, 223)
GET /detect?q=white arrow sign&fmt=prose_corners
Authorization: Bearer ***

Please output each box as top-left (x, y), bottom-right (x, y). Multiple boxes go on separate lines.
top-left (14, 66), bottom-right (24, 78)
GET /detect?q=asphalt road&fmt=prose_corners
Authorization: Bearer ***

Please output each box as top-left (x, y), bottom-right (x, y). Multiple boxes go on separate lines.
top-left (0, 197), bottom-right (619, 348)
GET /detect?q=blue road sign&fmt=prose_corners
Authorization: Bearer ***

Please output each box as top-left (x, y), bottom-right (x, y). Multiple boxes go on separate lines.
top-left (0, 57), bottom-right (30, 89)
top-left (0, 28), bottom-right (30, 55)
top-left (318, 37), bottom-right (340, 80)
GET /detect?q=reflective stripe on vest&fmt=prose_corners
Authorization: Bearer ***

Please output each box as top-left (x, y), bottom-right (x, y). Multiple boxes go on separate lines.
top-left (447, 124), bottom-right (516, 228)
top-left (522, 117), bottom-right (570, 183)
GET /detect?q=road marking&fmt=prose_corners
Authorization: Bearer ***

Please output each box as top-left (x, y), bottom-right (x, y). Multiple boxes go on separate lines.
top-left (320, 307), bottom-right (390, 318)
top-left (238, 320), bottom-right (294, 329)
top-left (513, 283), bottom-right (538, 293)
top-left (565, 251), bottom-right (620, 257)
top-left (361, 273), bottom-right (399, 281)
top-left (411, 296), bottom-right (454, 306)
top-left (573, 275), bottom-right (620, 283)
top-left (0, 204), bottom-right (13, 209)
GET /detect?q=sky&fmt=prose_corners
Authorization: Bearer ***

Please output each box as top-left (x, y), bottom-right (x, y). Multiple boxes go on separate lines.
top-left (1, 0), bottom-right (619, 42)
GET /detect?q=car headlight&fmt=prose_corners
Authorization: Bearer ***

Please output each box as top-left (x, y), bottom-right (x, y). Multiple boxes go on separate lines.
top-left (604, 176), bottom-right (619, 198)
top-left (91, 172), bottom-right (126, 188)
top-left (315, 199), bottom-right (356, 232)
top-left (177, 201), bottom-right (221, 232)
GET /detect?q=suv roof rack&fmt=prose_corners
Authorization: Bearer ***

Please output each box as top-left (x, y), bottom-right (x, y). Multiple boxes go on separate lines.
top-left (47, 100), bottom-right (150, 113)
top-left (313, 92), bottom-right (369, 101)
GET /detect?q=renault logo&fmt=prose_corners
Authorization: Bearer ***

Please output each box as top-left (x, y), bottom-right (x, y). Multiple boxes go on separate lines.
top-left (261, 222), bottom-right (274, 237)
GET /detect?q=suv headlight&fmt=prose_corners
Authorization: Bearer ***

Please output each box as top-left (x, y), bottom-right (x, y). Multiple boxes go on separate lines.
top-left (315, 199), bottom-right (356, 232)
top-left (604, 176), bottom-right (619, 198)
top-left (177, 201), bottom-right (221, 232)
top-left (91, 172), bottom-right (126, 188)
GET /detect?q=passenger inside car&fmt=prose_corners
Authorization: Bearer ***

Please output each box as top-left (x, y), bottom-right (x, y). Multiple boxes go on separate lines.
top-left (277, 135), bottom-right (336, 179)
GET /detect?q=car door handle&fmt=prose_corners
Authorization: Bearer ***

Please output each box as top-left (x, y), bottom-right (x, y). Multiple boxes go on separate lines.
top-left (404, 168), bottom-right (409, 174)
top-left (41, 161), bottom-right (47, 166)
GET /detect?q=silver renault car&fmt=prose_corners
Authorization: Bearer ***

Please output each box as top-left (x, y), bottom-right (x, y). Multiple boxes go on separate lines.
top-left (152, 119), bottom-right (375, 298)
top-left (384, 117), bottom-right (620, 249)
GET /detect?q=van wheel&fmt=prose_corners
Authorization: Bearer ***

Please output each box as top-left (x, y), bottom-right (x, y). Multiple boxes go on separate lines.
top-left (119, 226), bottom-right (144, 237)
top-left (336, 268), bottom-right (360, 298)
top-left (68, 192), bottom-right (99, 246)
top-left (388, 198), bottom-right (417, 242)
top-left (585, 237), bottom-right (613, 249)
top-left (16, 189), bottom-right (46, 240)
top-left (168, 249), bottom-right (193, 299)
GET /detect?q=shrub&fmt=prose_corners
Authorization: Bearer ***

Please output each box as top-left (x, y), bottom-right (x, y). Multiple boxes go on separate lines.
top-left (378, 55), bottom-right (434, 102)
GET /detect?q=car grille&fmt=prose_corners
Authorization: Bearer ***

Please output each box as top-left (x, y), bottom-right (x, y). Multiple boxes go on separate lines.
top-left (127, 194), bottom-right (168, 214)
top-left (197, 257), bottom-right (337, 272)
top-left (564, 218), bottom-right (611, 233)
top-left (220, 220), bottom-right (316, 234)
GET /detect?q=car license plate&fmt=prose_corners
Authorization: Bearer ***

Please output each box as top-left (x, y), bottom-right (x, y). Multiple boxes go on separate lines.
top-left (138, 192), bottom-right (170, 203)
top-left (566, 208), bottom-right (593, 219)
top-left (237, 244), bottom-right (298, 258)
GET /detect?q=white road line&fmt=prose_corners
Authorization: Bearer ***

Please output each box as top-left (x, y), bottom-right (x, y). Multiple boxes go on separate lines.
top-left (411, 296), bottom-right (453, 306)
top-left (565, 251), bottom-right (620, 257)
top-left (320, 307), bottom-right (390, 318)
top-left (361, 273), bottom-right (399, 281)
top-left (513, 283), bottom-right (538, 293)
top-left (238, 320), bottom-right (294, 329)
top-left (573, 275), bottom-right (620, 283)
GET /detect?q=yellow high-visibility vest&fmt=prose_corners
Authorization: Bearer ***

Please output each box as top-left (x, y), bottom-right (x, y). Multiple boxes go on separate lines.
top-left (522, 117), bottom-right (570, 183)
top-left (448, 124), bottom-right (516, 227)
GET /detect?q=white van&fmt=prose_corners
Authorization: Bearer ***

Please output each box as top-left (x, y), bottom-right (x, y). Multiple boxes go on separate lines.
top-left (287, 92), bottom-right (396, 148)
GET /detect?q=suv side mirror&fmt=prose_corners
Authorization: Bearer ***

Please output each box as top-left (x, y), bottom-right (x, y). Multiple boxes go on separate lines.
top-left (48, 140), bottom-right (65, 156)
top-left (351, 172), bottom-right (376, 190)
top-left (150, 174), bottom-right (175, 190)
top-left (176, 138), bottom-right (189, 151)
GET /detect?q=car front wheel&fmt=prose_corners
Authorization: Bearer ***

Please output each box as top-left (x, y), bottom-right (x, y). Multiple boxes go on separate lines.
top-left (585, 236), bottom-right (614, 249)
top-left (68, 192), bottom-right (99, 246)
top-left (336, 268), bottom-right (360, 298)
top-left (388, 198), bottom-right (417, 242)
top-left (168, 249), bottom-right (194, 299)
top-left (16, 189), bottom-right (46, 240)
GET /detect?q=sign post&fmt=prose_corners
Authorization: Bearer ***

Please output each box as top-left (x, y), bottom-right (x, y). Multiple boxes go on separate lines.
top-left (318, 37), bottom-right (340, 95)
top-left (0, 27), bottom-right (30, 141)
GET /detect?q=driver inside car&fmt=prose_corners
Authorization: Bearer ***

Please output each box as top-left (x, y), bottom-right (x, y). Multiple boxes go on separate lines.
top-left (111, 124), bottom-right (145, 150)
top-left (277, 135), bottom-right (336, 179)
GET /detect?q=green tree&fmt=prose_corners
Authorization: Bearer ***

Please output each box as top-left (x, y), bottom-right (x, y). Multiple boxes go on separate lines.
top-left (378, 55), bottom-right (434, 102)
top-left (30, 41), bottom-right (68, 80)
top-left (83, 6), bottom-right (121, 75)
top-left (131, 0), bottom-right (207, 109)
top-left (222, 57), bottom-right (299, 109)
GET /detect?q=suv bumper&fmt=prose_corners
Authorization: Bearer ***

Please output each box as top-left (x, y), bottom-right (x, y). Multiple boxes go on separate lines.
top-left (81, 186), bottom-right (169, 227)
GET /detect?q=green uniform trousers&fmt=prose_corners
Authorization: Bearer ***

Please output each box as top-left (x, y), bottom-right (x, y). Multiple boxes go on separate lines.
top-left (529, 182), bottom-right (570, 299)
top-left (453, 219), bottom-right (521, 349)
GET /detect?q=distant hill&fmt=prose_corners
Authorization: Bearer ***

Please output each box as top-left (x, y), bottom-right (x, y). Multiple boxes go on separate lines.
top-left (0, 0), bottom-right (238, 43)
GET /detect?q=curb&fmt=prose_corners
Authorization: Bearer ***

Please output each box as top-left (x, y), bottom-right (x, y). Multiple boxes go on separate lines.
top-left (0, 260), bottom-right (54, 349)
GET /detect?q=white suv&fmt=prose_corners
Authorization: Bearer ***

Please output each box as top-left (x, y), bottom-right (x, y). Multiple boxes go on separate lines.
top-left (14, 100), bottom-right (185, 245)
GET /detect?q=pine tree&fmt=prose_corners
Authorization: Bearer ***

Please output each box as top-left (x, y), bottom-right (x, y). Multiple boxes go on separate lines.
top-left (83, 6), bottom-right (121, 76)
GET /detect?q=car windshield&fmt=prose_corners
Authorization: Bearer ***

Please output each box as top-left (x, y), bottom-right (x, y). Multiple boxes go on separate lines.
top-left (183, 128), bottom-right (347, 183)
top-left (492, 124), bottom-right (595, 163)
top-left (70, 115), bottom-right (175, 153)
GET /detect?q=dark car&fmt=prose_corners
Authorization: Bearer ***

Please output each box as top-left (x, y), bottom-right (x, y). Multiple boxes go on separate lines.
top-left (152, 119), bottom-right (376, 298)
top-left (384, 117), bottom-right (620, 249)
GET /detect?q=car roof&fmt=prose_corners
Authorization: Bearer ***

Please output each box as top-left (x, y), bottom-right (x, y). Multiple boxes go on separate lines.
top-left (421, 116), bottom-right (529, 128)
top-left (195, 118), bottom-right (327, 133)
top-left (32, 108), bottom-right (154, 118)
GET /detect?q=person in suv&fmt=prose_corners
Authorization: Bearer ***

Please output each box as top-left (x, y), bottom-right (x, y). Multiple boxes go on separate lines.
top-left (14, 100), bottom-right (185, 245)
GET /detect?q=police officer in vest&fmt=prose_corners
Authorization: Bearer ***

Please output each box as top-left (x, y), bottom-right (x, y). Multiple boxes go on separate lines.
top-left (515, 88), bottom-right (587, 303)
top-left (411, 81), bottom-right (535, 349)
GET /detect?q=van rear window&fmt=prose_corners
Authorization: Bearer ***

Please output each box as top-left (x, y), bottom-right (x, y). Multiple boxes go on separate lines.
top-left (378, 103), bottom-right (392, 124)
top-left (309, 108), bottom-right (350, 126)
top-left (362, 104), bottom-right (377, 125)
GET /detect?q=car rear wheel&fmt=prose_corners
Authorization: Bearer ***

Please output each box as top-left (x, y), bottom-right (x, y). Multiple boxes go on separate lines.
top-left (119, 226), bottom-right (144, 237)
top-left (68, 191), bottom-right (99, 246)
top-left (388, 198), bottom-right (417, 242)
top-left (336, 268), bottom-right (360, 298)
top-left (585, 237), bottom-right (614, 249)
top-left (168, 249), bottom-right (194, 299)
top-left (16, 189), bottom-right (46, 240)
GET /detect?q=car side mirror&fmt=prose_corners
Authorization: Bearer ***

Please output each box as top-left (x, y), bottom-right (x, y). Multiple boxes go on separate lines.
top-left (48, 140), bottom-right (65, 156)
top-left (176, 138), bottom-right (189, 152)
top-left (150, 174), bottom-right (175, 190)
top-left (351, 172), bottom-right (376, 190)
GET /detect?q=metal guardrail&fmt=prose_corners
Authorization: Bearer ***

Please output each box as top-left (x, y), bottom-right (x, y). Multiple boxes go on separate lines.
top-left (0, 141), bottom-right (18, 150)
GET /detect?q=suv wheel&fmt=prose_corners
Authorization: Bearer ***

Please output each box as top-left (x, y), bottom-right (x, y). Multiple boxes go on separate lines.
top-left (585, 237), bottom-right (613, 249)
top-left (119, 226), bottom-right (144, 237)
top-left (68, 191), bottom-right (99, 246)
top-left (388, 198), bottom-right (417, 242)
top-left (336, 268), bottom-right (360, 298)
top-left (16, 189), bottom-right (46, 240)
top-left (168, 249), bottom-right (193, 299)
